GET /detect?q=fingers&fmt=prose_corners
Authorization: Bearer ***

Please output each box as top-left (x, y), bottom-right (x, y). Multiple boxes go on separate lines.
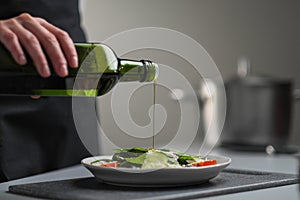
top-left (39, 19), bottom-right (78, 69)
top-left (0, 13), bottom-right (78, 78)
top-left (20, 16), bottom-right (68, 77)
top-left (30, 95), bottom-right (41, 99)
top-left (0, 21), bottom-right (27, 65)
top-left (10, 21), bottom-right (50, 77)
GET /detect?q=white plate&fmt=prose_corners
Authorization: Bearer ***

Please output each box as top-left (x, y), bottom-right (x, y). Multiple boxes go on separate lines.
top-left (82, 155), bottom-right (231, 187)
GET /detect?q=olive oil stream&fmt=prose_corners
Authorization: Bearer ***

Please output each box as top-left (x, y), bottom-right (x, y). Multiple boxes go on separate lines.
top-left (152, 79), bottom-right (157, 149)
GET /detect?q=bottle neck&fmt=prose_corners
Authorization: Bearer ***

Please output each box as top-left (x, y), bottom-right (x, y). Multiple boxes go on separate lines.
top-left (119, 59), bottom-right (159, 82)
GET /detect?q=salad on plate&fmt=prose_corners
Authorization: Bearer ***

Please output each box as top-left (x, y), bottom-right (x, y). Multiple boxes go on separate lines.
top-left (90, 147), bottom-right (217, 169)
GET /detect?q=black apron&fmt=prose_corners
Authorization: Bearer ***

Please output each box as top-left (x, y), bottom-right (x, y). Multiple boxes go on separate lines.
top-left (0, 0), bottom-right (95, 182)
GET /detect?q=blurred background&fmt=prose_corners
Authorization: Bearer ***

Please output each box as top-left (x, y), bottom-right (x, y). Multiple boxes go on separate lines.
top-left (80, 0), bottom-right (300, 154)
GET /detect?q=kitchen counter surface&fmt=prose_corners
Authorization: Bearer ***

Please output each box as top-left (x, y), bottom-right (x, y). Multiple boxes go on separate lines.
top-left (0, 148), bottom-right (299, 200)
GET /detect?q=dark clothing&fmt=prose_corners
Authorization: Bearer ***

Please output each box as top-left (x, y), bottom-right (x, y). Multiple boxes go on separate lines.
top-left (0, 97), bottom-right (93, 181)
top-left (0, 0), bottom-right (94, 182)
top-left (0, 0), bottom-right (86, 42)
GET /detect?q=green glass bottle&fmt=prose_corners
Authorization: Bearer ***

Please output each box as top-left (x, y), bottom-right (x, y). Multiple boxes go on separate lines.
top-left (0, 43), bottom-right (158, 97)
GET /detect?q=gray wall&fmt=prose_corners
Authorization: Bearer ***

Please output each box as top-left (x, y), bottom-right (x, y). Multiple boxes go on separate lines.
top-left (81, 0), bottom-right (300, 153)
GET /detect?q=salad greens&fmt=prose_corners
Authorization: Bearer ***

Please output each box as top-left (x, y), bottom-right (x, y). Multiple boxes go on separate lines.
top-left (91, 147), bottom-right (206, 169)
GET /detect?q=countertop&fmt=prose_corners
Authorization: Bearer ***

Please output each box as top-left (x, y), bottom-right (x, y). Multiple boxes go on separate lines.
top-left (0, 148), bottom-right (299, 200)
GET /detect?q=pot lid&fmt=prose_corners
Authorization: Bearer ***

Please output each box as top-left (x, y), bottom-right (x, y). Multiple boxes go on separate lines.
top-left (226, 57), bottom-right (292, 86)
top-left (227, 76), bottom-right (292, 87)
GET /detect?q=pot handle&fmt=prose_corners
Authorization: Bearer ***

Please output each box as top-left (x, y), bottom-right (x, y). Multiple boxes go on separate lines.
top-left (294, 89), bottom-right (300, 101)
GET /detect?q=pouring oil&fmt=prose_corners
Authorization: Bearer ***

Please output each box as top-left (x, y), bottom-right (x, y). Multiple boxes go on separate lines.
top-left (152, 79), bottom-right (157, 149)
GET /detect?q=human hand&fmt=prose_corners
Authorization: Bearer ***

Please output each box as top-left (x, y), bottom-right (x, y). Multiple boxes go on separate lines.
top-left (0, 13), bottom-right (78, 78)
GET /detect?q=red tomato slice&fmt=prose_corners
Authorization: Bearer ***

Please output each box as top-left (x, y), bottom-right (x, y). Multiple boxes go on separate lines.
top-left (192, 159), bottom-right (217, 167)
top-left (100, 161), bottom-right (118, 168)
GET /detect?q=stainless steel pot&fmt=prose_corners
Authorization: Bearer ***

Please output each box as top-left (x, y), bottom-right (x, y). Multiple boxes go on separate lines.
top-left (222, 68), bottom-right (299, 151)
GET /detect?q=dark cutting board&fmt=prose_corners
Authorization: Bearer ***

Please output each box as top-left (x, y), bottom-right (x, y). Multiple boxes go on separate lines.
top-left (8, 168), bottom-right (300, 200)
